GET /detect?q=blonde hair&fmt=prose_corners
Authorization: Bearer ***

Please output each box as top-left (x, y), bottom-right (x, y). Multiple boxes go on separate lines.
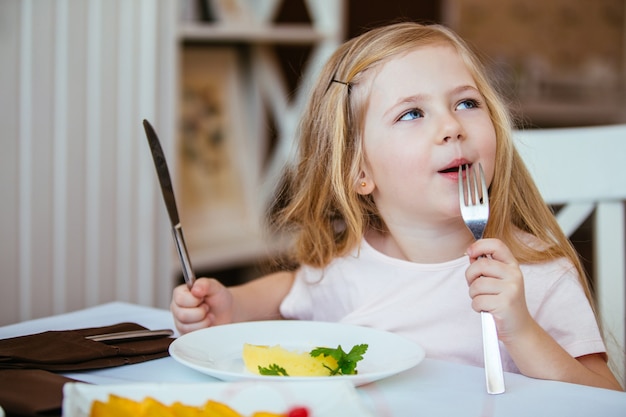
top-left (269, 22), bottom-right (593, 305)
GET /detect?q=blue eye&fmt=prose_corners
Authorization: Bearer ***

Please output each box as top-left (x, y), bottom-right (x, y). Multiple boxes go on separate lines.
top-left (398, 109), bottom-right (423, 121)
top-left (456, 99), bottom-right (480, 110)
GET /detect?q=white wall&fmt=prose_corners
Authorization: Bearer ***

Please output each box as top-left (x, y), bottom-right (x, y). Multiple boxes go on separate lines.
top-left (0, 0), bottom-right (177, 325)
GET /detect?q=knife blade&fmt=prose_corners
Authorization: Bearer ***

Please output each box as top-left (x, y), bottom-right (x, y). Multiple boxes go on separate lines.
top-left (143, 119), bottom-right (196, 288)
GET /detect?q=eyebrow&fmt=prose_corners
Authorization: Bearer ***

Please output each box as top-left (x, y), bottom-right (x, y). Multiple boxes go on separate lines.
top-left (452, 85), bottom-right (481, 97)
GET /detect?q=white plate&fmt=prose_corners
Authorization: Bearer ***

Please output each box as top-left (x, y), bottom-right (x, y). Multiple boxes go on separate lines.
top-left (62, 380), bottom-right (374, 417)
top-left (169, 320), bottom-right (425, 386)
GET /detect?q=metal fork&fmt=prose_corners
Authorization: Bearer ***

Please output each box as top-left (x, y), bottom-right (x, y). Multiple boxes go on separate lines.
top-left (458, 163), bottom-right (505, 395)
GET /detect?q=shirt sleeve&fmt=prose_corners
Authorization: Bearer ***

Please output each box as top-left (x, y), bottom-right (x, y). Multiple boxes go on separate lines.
top-left (529, 259), bottom-right (607, 359)
top-left (279, 264), bottom-right (354, 322)
top-left (279, 266), bottom-right (317, 320)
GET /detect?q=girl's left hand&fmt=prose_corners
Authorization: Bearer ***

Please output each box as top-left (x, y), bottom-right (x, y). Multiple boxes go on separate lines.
top-left (465, 238), bottom-right (534, 342)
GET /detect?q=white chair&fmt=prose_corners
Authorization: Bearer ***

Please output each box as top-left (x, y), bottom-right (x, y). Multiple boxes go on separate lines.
top-left (514, 124), bottom-right (626, 385)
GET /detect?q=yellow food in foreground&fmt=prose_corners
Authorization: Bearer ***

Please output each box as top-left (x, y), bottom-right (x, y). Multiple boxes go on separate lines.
top-left (243, 343), bottom-right (339, 376)
top-left (90, 394), bottom-right (286, 417)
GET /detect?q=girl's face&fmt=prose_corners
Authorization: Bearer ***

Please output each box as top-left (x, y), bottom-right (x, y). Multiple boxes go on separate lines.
top-left (359, 44), bottom-right (496, 227)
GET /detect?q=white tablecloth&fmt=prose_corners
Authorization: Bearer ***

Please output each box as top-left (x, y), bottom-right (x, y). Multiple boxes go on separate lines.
top-left (1, 302), bottom-right (625, 417)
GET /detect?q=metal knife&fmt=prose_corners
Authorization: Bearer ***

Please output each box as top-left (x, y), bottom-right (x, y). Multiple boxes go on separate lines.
top-left (86, 328), bottom-right (174, 343)
top-left (143, 119), bottom-right (196, 289)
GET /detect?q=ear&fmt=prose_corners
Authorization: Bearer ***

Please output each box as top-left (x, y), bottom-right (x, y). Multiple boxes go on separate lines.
top-left (355, 170), bottom-right (375, 195)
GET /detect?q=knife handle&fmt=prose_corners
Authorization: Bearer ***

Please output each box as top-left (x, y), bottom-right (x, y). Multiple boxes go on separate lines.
top-left (172, 224), bottom-right (196, 288)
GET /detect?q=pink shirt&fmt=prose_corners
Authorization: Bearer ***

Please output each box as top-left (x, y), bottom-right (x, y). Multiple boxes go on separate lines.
top-left (279, 238), bottom-right (605, 373)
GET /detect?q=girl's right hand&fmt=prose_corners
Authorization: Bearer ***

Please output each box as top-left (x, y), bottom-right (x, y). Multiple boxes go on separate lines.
top-left (170, 277), bottom-right (234, 335)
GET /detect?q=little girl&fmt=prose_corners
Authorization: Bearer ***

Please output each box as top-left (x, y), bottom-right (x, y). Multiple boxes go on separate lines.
top-left (171, 22), bottom-right (621, 390)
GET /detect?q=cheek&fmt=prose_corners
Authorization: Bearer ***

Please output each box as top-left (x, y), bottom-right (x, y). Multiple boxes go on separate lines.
top-left (367, 144), bottom-right (425, 177)
top-left (366, 148), bottom-right (431, 200)
top-left (485, 138), bottom-right (497, 162)
top-left (482, 130), bottom-right (498, 184)
top-left (361, 123), bottom-right (431, 187)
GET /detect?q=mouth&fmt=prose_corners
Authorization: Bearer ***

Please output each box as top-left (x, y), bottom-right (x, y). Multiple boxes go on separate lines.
top-left (438, 162), bottom-right (472, 174)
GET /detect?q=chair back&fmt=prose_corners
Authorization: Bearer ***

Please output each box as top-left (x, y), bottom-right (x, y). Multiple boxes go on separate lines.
top-left (514, 124), bottom-right (626, 385)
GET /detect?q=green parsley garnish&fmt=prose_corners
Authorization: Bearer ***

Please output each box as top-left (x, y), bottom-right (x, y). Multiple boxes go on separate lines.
top-left (310, 344), bottom-right (369, 375)
top-left (258, 363), bottom-right (289, 376)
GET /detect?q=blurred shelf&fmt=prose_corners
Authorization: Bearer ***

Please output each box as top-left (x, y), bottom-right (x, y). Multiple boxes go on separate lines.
top-left (178, 22), bottom-right (327, 44)
top-left (175, 5), bottom-right (344, 274)
top-left (511, 98), bottom-right (626, 128)
top-left (178, 234), bottom-right (291, 274)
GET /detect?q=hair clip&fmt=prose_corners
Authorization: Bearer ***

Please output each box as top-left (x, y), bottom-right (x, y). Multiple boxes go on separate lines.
top-left (331, 79), bottom-right (352, 94)
top-left (331, 79), bottom-right (349, 87)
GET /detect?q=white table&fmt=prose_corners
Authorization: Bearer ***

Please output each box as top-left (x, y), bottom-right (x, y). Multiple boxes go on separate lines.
top-left (1, 302), bottom-right (625, 417)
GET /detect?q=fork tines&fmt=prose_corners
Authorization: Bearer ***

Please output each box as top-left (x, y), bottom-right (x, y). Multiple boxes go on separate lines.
top-left (459, 163), bottom-right (488, 207)
top-left (458, 163), bottom-right (489, 242)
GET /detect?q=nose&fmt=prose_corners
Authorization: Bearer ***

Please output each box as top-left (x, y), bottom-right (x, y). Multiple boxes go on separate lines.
top-left (443, 132), bottom-right (463, 142)
top-left (440, 112), bottom-right (465, 143)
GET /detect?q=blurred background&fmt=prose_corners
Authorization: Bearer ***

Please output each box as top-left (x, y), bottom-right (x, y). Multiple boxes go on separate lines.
top-left (1, 0), bottom-right (625, 325)
top-left (177, 0), bottom-right (626, 286)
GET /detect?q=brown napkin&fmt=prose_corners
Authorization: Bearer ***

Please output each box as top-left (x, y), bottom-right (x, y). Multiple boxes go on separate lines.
top-left (0, 322), bottom-right (174, 416)
top-left (0, 369), bottom-right (76, 416)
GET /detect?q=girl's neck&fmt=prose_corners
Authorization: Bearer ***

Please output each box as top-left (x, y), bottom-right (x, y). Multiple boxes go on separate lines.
top-left (365, 226), bottom-right (474, 263)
